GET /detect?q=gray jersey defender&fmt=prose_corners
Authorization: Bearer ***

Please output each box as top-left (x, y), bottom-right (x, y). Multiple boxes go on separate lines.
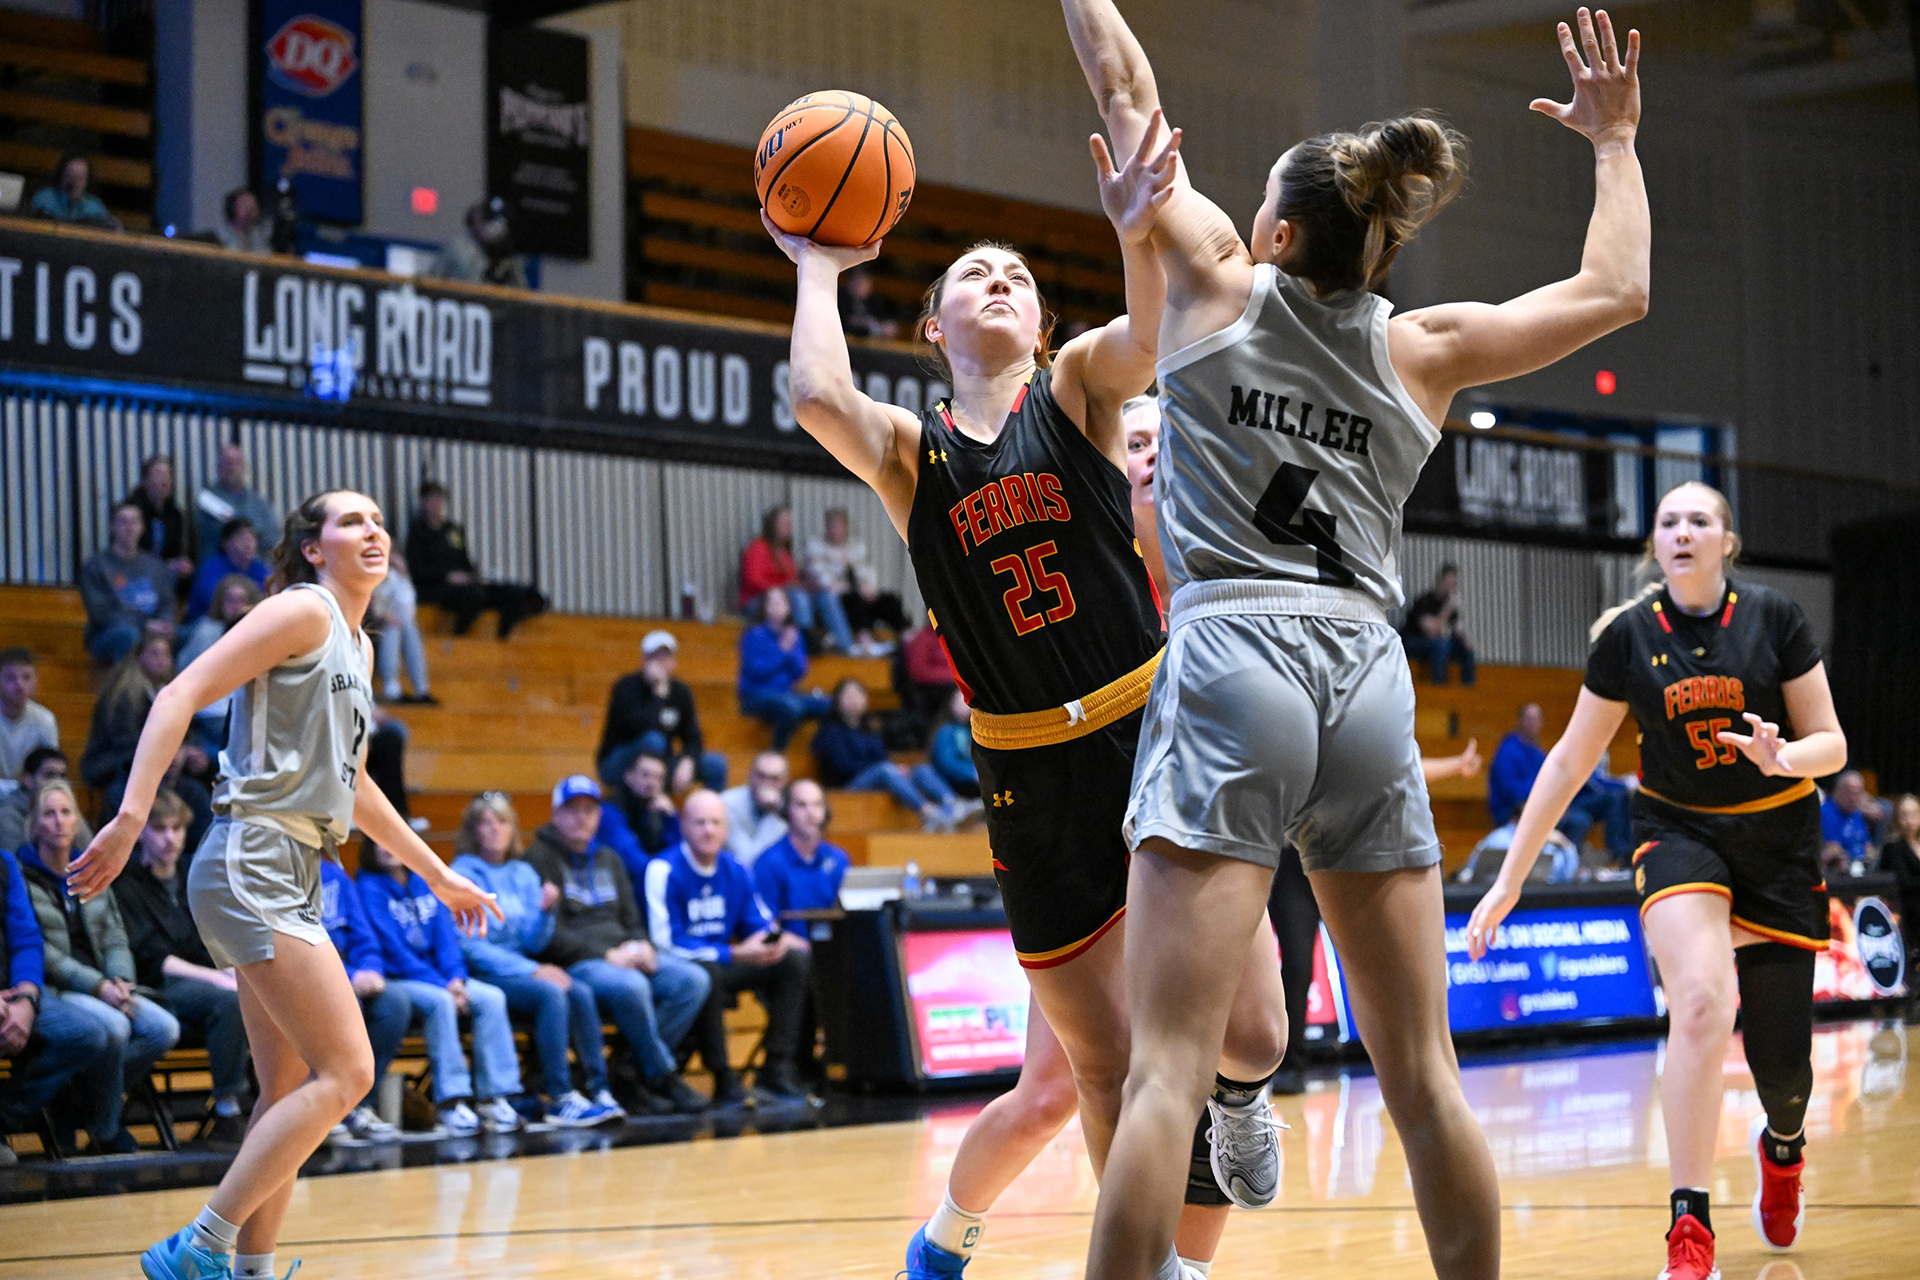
top-left (189, 582), bottom-right (375, 966)
top-left (1126, 263), bottom-right (1443, 872)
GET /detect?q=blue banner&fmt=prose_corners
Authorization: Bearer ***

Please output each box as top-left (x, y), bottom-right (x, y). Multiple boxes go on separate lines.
top-left (1441, 904), bottom-right (1660, 1033)
top-left (255, 0), bottom-right (364, 225)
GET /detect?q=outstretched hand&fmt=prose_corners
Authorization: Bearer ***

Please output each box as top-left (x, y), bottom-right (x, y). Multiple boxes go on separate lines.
top-left (433, 867), bottom-right (505, 936)
top-left (1532, 8), bottom-right (1639, 145)
top-left (1089, 106), bottom-right (1181, 246)
top-left (66, 812), bottom-right (142, 901)
top-left (761, 210), bottom-right (883, 273)
top-left (1717, 712), bottom-right (1792, 776)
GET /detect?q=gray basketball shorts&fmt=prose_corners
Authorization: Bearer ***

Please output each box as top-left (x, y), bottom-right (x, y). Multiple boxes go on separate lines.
top-left (1124, 580), bottom-right (1441, 873)
top-left (186, 817), bottom-right (330, 968)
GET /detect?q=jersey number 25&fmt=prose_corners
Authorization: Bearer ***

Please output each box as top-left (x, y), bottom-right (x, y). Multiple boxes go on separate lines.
top-left (992, 541), bottom-right (1077, 636)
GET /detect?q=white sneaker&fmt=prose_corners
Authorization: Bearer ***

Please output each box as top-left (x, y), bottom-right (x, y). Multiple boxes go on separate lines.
top-left (344, 1105), bottom-right (399, 1141)
top-left (477, 1097), bottom-right (525, 1133)
top-left (1207, 1083), bottom-right (1286, 1209)
top-left (438, 1101), bottom-right (481, 1136)
top-left (591, 1088), bottom-right (628, 1120)
top-left (326, 1121), bottom-right (350, 1144)
top-left (544, 1091), bottom-right (623, 1128)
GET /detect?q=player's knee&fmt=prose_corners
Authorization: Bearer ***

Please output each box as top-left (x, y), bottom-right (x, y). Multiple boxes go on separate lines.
top-left (328, 1047), bottom-right (377, 1111)
top-left (1221, 1004), bottom-right (1287, 1075)
top-left (1669, 979), bottom-right (1737, 1042)
top-left (1021, 1071), bottom-right (1081, 1132)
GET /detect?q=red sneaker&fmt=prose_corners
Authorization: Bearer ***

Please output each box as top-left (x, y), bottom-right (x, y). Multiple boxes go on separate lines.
top-left (1750, 1113), bottom-right (1806, 1250)
top-left (1658, 1213), bottom-right (1720, 1280)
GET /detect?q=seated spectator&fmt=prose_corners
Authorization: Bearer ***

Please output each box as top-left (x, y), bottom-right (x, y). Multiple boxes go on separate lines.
top-left (184, 518), bottom-right (268, 623)
top-left (0, 648), bottom-right (58, 781)
top-left (645, 790), bottom-right (812, 1105)
top-left (738, 587), bottom-right (832, 750)
top-left (17, 780), bottom-right (180, 1154)
top-left (741, 506), bottom-right (846, 648)
top-left (892, 623), bottom-right (958, 746)
top-left (81, 502), bottom-right (176, 664)
top-left (0, 840), bottom-right (106, 1164)
top-left (370, 551), bottom-right (435, 704)
top-left (599, 753), bottom-right (682, 883)
top-left (317, 858), bottom-right (405, 1141)
top-left (111, 790), bottom-right (248, 1145)
top-left (431, 198), bottom-right (528, 288)
top-left (1401, 563), bottom-right (1476, 687)
top-left (127, 455), bottom-right (196, 585)
top-left (807, 507), bottom-right (906, 656)
top-left (30, 153), bottom-right (120, 230)
top-left (754, 780), bottom-right (850, 920)
top-left (79, 626), bottom-right (214, 845)
top-left (1880, 795), bottom-right (1920, 958)
top-left (356, 839), bottom-right (526, 1136)
top-left (216, 187), bottom-right (269, 254)
top-left (524, 776), bottom-right (712, 1115)
top-left (814, 679), bottom-right (977, 832)
top-left (0, 748), bottom-right (92, 857)
top-left (193, 442), bottom-right (278, 560)
top-left (178, 575), bottom-right (261, 670)
top-left (929, 690), bottom-right (980, 799)
top-left (405, 481), bottom-right (547, 638)
top-left (721, 751), bottom-right (791, 867)
top-left (450, 794), bottom-right (623, 1128)
top-left (1822, 769), bottom-right (1887, 870)
top-left (839, 267), bottom-right (899, 339)
top-left (596, 630), bottom-right (725, 792)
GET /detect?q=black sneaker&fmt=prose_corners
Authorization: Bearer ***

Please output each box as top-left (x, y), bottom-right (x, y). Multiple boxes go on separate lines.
top-left (752, 1064), bottom-right (814, 1105)
top-left (648, 1073), bottom-right (714, 1114)
top-left (710, 1074), bottom-right (749, 1109)
top-left (202, 1112), bottom-right (250, 1149)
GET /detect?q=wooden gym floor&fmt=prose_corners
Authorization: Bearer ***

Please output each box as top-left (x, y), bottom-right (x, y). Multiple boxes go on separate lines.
top-left (2, 1020), bottom-right (1914, 1279)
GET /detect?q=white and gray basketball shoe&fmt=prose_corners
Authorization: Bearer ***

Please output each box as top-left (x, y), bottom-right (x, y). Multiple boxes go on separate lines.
top-left (1207, 1082), bottom-right (1286, 1209)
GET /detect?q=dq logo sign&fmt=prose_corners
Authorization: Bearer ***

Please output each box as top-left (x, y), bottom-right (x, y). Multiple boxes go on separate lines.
top-left (1854, 897), bottom-right (1906, 996)
top-left (266, 16), bottom-right (358, 97)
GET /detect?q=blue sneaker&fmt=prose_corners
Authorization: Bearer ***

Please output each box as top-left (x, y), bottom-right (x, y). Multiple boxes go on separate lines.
top-left (141, 1227), bottom-right (233, 1280)
top-left (545, 1090), bottom-right (623, 1128)
top-left (901, 1225), bottom-right (969, 1279)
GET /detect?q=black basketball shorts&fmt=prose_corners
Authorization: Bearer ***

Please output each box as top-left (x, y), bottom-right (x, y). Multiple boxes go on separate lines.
top-left (973, 709), bottom-right (1143, 969)
top-left (1632, 791), bottom-right (1829, 951)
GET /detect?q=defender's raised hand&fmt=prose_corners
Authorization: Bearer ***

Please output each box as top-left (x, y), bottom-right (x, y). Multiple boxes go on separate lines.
top-left (1090, 106), bottom-right (1181, 246)
top-left (1532, 8), bottom-right (1640, 145)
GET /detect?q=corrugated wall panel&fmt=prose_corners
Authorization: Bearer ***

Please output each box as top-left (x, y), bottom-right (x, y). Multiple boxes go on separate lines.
top-left (1400, 534), bottom-right (1628, 669)
top-left (660, 462), bottom-right (791, 620)
top-left (535, 451), bottom-right (665, 616)
top-left (390, 437), bottom-right (533, 584)
top-left (0, 394), bottom-right (74, 583)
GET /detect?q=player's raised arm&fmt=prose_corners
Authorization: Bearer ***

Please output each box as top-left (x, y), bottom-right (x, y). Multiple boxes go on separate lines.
top-left (763, 215), bottom-right (922, 538)
top-left (1392, 8), bottom-right (1649, 416)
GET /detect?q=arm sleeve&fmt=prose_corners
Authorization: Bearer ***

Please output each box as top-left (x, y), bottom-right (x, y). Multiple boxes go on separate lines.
top-left (1770, 594), bottom-right (1822, 681)
top-left (336, 876), bottom-right (385, 975)
top-left (596, 805), bottom-right (647, 890)
top-left (1583, 617), bottom-right (1631, 702)
top-left (2, 857), bottom-right (44, 991)
top-left (741, 873), bottom-right (776, 938)
top-left (753, 857), bottom-right (788, 919)
top-left (1821, 803), bottom-right (1843, 844)
top-left (739, 541), bottom-right (779, 602)
top-left (1487, 738), bottom-right (1529, 825)
top-left (738, 629), bottom-right (783, 687)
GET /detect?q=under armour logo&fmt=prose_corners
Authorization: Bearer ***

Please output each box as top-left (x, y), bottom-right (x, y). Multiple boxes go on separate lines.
top-left (928, 447), bottom-right (948, 464)
top-left (1650, 654), bottom-right (1668, 666)
top-left (992, 790), bottom-right (1014, 807)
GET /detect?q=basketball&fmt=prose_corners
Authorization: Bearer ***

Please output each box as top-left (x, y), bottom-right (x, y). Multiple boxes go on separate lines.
top-left (755, 90), bottom-right (915, 247)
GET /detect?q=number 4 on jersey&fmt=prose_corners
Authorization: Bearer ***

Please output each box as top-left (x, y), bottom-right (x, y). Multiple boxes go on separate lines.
top-left (1252, 462), bottom-right (1356, 589)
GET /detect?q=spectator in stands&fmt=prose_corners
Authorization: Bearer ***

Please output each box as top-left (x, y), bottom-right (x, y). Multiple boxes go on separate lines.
top-left (839, 267), bottom-right (899, 338)
top-left (645, 790), bottom-right (812, 1105)
top-left (814, 678), bottom-right (976, 832)
top-left (184, 518), bottom-right (268, 623)
top-left (80, 626), bottom-right (213, 845)
top-left (406, 480), bottom-right (547, 638)
top-left (450, 793), bottom-right (624, 1128)
top-left (1489, 703), bottom-right (1618, 851)
top-left (740, 507), bottom-right (832, 639)
top-left (721, 751), bottom-right (791, 867)
top-left (31, 153), bottom-right (119, 231)
top-left (1, 841), bottom-right (105, 1165)
top-left (524, 775), bottom-right (712, 1115)
top-left (1822, 769), bottom-right (1888, 871)
top-left (178, 575), bottom-right (260, 669)
top-left (216, 188), bottom-right (269, 255)
top-left (81, 502), bottom-right (176, 664)
top-left (432, 198), bottom-right (528, 289)
top-left (599, 753), bottom-right (682, 885)
top-left (18, 780), bottom-right (179, 1154)
top-left (596, 630), bottom-right (725, 792)
top-left (192, 443), bottom-right (277, 560)
top-left (753, 780), bottom-right (850, 922)
top-left (0, 649), bottom-right (58, 782)
top-left (127, 455), bottom-right (196, 583)
top-left (111, 790), bottom-right (248, 1146)
top-left (807, 508), bottom-right (906, 656)
top-left (0, 748), bottom-right (91, 857)
top-left (356, 838), bottom-right (526, 1136)
top-left (738, 588), bottom-right (832, 750)
top-left (929, 690), bottom-right (980, 799)
top-left (317, 858), bottom-right (404, 1141)
top-left (1401, 563), bottom-right (1477, 687)
top-left (371, 551), bottom-right (434, 705)
top-left (892, 623), bottom-right (957, 746)
top-left (1880, 796), bottom-right (1920, 956)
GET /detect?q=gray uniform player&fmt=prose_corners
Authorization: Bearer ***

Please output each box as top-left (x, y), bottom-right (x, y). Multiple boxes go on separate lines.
top-left (188, 581), bottom-right (374, 966)
top-left (1127, 263), bottom-right (1442, 872)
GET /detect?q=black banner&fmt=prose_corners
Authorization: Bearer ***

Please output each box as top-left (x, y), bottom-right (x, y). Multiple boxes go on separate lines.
top-left (1407, 430), bottom-right (1619, 541)
top-left (0, 220), bottom-right (941, 467)
top-left (488, 26), bottom-right (592, 259)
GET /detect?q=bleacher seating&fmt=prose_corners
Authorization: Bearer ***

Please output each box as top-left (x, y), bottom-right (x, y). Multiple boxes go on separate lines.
top-left (0, 8), bottom-right (153, 230)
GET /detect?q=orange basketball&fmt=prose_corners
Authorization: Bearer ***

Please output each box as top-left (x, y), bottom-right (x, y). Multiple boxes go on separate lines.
top-left (755, 90), bottom-right (915, 247)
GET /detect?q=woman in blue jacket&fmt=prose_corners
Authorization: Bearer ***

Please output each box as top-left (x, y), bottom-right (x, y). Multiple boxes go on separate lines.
top-left (813, 680), bottom-right (977, 831)
top-left (355, 839), bottom-right (524, 1136)
top-left (737, 587), bottom-right (832, 749)
top-left (450, 794), bottom-right (622, 1127)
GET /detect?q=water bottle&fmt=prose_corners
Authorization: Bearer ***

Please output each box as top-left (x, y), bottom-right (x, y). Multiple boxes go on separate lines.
top-left (902, 860), bottom-right (922, 901)
top-left (680, 580), bottom-right (698, 620)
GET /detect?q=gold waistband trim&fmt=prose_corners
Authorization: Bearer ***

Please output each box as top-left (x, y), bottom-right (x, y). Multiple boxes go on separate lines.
top-left (1639, 777), bottom-right (1816, 816)
top-left (969, 649), bottom-right (1163, 751)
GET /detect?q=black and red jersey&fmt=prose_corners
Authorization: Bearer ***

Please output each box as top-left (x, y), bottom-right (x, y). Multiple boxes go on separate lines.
top-left (905, 367), bottom-right (1164, 716)
top-left (1585, 579), bottom-right (1822, 809)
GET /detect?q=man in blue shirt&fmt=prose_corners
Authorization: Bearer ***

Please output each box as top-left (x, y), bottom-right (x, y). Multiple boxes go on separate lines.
top-left (754, 780), bottom-right (850, 920)
top-left (1822, 770), bottom-right (1886, 868)
top-left (1488, 703), bottom-right (1622, 852)
top-left (184, 518), bottom-right (270, 622)
top-left (646, 790), bottom-right (812, 1105)
top-left (0, 845), bottom-right (107, 1159)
